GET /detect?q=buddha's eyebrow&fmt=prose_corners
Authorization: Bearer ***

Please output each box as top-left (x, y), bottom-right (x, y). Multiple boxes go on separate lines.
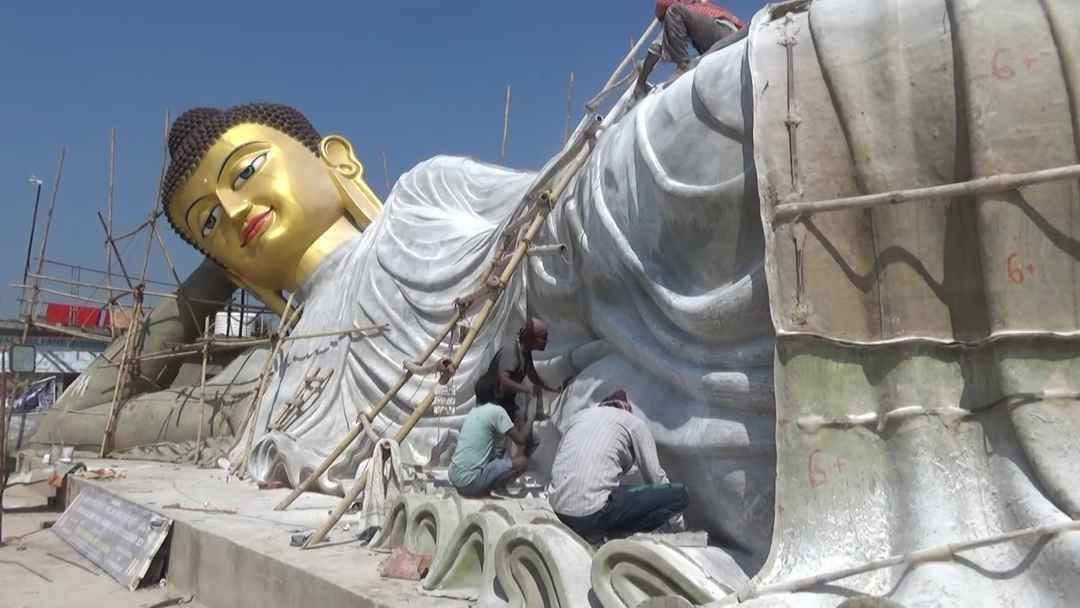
top-left (218, 144), bottom-right (249, 182)
top-left (185, 196), bottom-right (209, 233)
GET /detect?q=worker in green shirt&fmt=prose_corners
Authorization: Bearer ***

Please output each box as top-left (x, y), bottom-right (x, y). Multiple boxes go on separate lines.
top-left (448, 373), bottom-right (535, 497)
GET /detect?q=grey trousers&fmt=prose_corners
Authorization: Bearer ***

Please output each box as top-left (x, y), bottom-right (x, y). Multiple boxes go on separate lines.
top-left (651, 4), bottom-right (738, 69)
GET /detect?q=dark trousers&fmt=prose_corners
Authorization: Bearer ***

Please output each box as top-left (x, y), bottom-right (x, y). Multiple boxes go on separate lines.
top-left (556, 483), bottom-right (689, 542)
top-left (658, 5), bottom-right (737, 69)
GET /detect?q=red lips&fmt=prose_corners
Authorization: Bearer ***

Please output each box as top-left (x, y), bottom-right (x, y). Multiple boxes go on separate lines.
top-left (241, 211), bottom-right (272, 247)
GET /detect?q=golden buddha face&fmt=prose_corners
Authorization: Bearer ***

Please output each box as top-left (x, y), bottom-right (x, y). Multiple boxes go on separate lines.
top-left (167, 124), bottom-right (379, 293)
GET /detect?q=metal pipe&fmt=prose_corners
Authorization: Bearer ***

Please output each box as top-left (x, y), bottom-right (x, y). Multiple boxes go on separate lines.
top-left (21, 177), bottom-right (43, 287)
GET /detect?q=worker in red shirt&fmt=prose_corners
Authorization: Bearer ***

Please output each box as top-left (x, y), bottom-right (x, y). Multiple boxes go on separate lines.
top-left (635, 0), bottom-right (745, 98)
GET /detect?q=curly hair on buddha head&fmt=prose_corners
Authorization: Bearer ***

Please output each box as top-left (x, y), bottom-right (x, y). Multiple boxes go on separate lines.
top-left (161, 103), bottom-right (322, 251)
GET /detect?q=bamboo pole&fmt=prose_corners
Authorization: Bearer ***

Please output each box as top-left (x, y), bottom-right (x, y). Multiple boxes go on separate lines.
top-left (0, 372), bottom-right (8, 545)
top-left (382, 151), bottom-right (391, 195)
top-left (721, 519), bottom-right (1080, 604)
top-left (23, 147), bottom-right (66, 341)
top-left (96, 213), bottom-right (135, 291)
top-left (9, 284), bottom-right (114, 307)
top-left (27, 272), bottom-right (266, 311)
top-left (106, 129), bottom-right (116, 336)
top-left (151, 222), bottom-right (204, 332)
top-left (231, 296), bottom-right (300, 479)
top-left (301, 139), bottom-right (593, 549)
top-left (140, 110), bottom-right (170, 283)
top-left (501, 84), bottom-right (512, 162)
top-left (771, 163), bottom-right (1080, 224)
top-left (274, 310), bottom-right (464, 510)
top-left (195, 316), bottom-right (210, 464)
top-left (564, 72), bottom-right (575, 144)
top-left (25, 321), bottom-right (114, 344)
top-left (41, 259), bottom-right (178, 290)
top-left (99, 289), bottom-right (143, 457)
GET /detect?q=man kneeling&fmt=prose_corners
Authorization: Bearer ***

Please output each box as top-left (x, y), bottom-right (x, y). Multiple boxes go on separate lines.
top-left (548, 389), bottom-right (689, 543)
top-left (449, 375), bottom-right (535, 497)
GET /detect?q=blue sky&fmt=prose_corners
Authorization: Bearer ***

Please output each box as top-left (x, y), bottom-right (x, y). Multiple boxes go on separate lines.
top-left (0, 1), bottom-right (762, 316)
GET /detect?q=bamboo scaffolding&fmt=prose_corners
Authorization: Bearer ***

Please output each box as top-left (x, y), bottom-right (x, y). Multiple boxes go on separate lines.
top-left (151, 222), bottom-right (204, 331)
top-left (108, 219), bottom-right (152, 243)
top-left (274, 310), bottom-right (464, 511)
top-left (96, 213), bottom-right (136, 291)
top-left (721, 519), bottom-right (1080, 604)
top-left (140, 111), bottom-right (170, 284)
top-left (99, 322), bottom-right (384, 369)
top-left (301, 147), bottom-right (592, 548)
top-left (43, 259), bottom-right (179, 290)
top-left (382, 151), bottom-right (391, 194)
top-left (99, 289), bottom-right (143, 457)
top-left (105, 128), bottom-right (117, 335)
top-left (23, 147), bottom-right (66, 341)
top-left (231, 296), bottom-right (300, 479)
top-left (9, 283), bottom-right (116, 307)
top-left (278, 20), bottom-right (658, 521)
top-left (26, 272), bottom-right (269, 312)
top-left (195, 316), bottom-right (210, 464)
top-left (20, 321), bottom-right (113, 344)
top-left (501, 84), bottom-right (512, 162)
top-left (564, 72), bottom-right (575, 144)
top-left (771, 163), bottom-right (1080, 224)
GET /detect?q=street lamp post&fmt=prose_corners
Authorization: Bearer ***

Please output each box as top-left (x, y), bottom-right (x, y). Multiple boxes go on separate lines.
top-left (21, 177), bottom-right (44, 317)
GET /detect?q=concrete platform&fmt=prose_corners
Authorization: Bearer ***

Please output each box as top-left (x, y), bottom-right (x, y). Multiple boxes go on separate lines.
top-left (62, 460), bottom-right (467, 608)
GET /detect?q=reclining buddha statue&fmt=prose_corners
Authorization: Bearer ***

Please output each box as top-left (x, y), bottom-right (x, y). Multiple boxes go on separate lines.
top-left (29, 1), bottom-right (1080, 604)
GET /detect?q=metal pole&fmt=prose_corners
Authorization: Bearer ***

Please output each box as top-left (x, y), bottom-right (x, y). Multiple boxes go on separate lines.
top-left (24, 148), bottom-right (66, 341)
top-left (21, 177), bottom-right (43, 287)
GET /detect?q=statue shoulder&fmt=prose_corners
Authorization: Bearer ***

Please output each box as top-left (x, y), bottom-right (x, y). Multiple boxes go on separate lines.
top-left (390, 155), bottom-right (534, 213)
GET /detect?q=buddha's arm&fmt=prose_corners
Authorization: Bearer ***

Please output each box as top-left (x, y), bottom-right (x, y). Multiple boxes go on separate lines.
top-left (52, 257), bottom-right (238, 412)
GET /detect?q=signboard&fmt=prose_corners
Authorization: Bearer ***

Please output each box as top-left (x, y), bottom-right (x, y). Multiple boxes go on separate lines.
top-left (52, 485), bottom-right (172, 590)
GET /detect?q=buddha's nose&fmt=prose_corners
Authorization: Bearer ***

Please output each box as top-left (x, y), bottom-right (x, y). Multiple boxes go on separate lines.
top-left (219, 193), bottom-right (252, 222)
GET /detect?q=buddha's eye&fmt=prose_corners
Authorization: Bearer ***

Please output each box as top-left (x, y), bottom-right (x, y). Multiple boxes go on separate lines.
top-left (201, 205), bottom-right (222, 238)
top-left (232, 152), bottom-right (267, 190)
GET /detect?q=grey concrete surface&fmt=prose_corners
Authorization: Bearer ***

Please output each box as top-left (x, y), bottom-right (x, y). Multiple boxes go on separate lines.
top-left (60, 460), bottom-right (465, 608)
top-left (1, 485), bottom-right (209, 608)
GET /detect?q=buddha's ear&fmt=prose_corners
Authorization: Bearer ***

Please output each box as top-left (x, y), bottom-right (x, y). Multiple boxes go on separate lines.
top-left (319, 134), bottom-right (383, 229)
top-left (320, 134), bottom-right (364, 179)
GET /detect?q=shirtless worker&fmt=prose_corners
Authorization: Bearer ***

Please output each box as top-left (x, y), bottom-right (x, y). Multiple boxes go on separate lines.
top-left (493, 318), bottom-right (561, 420)
top-left (548, 389), bottom-right (689, 543)
top-left (635, 0), bottom-right (745, 99)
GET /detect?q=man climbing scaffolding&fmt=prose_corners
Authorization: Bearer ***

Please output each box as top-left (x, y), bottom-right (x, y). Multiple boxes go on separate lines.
top-left (634, 0), bottom-right (745, 99)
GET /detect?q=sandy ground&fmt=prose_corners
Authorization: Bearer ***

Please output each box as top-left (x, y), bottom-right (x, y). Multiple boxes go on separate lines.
top-left (0, 484), bottom-right (207, 608)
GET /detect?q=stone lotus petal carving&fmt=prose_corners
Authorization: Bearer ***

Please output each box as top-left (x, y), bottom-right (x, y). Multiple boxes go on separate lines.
top-left (591, 538), bottom-right (747, 608)
top-left (492, 520), bottom-right (596, 608)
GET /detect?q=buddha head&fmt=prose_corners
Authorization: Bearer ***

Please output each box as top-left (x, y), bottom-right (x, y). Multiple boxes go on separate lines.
top-left (162, 103), bottom-right (382, 312)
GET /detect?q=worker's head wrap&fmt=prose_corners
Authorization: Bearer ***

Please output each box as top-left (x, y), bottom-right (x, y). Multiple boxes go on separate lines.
top-left (599, 389), bottom-right (633, 412)
top-left (518, 318), bottom-right (548, 350)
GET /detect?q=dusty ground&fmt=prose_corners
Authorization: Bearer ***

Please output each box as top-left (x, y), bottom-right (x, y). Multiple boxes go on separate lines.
top-left (0, 484), bottom-right (207, 608)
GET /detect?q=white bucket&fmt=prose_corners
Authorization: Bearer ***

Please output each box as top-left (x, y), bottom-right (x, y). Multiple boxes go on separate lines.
top-left (214, 311), bottom-right (258, 337)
